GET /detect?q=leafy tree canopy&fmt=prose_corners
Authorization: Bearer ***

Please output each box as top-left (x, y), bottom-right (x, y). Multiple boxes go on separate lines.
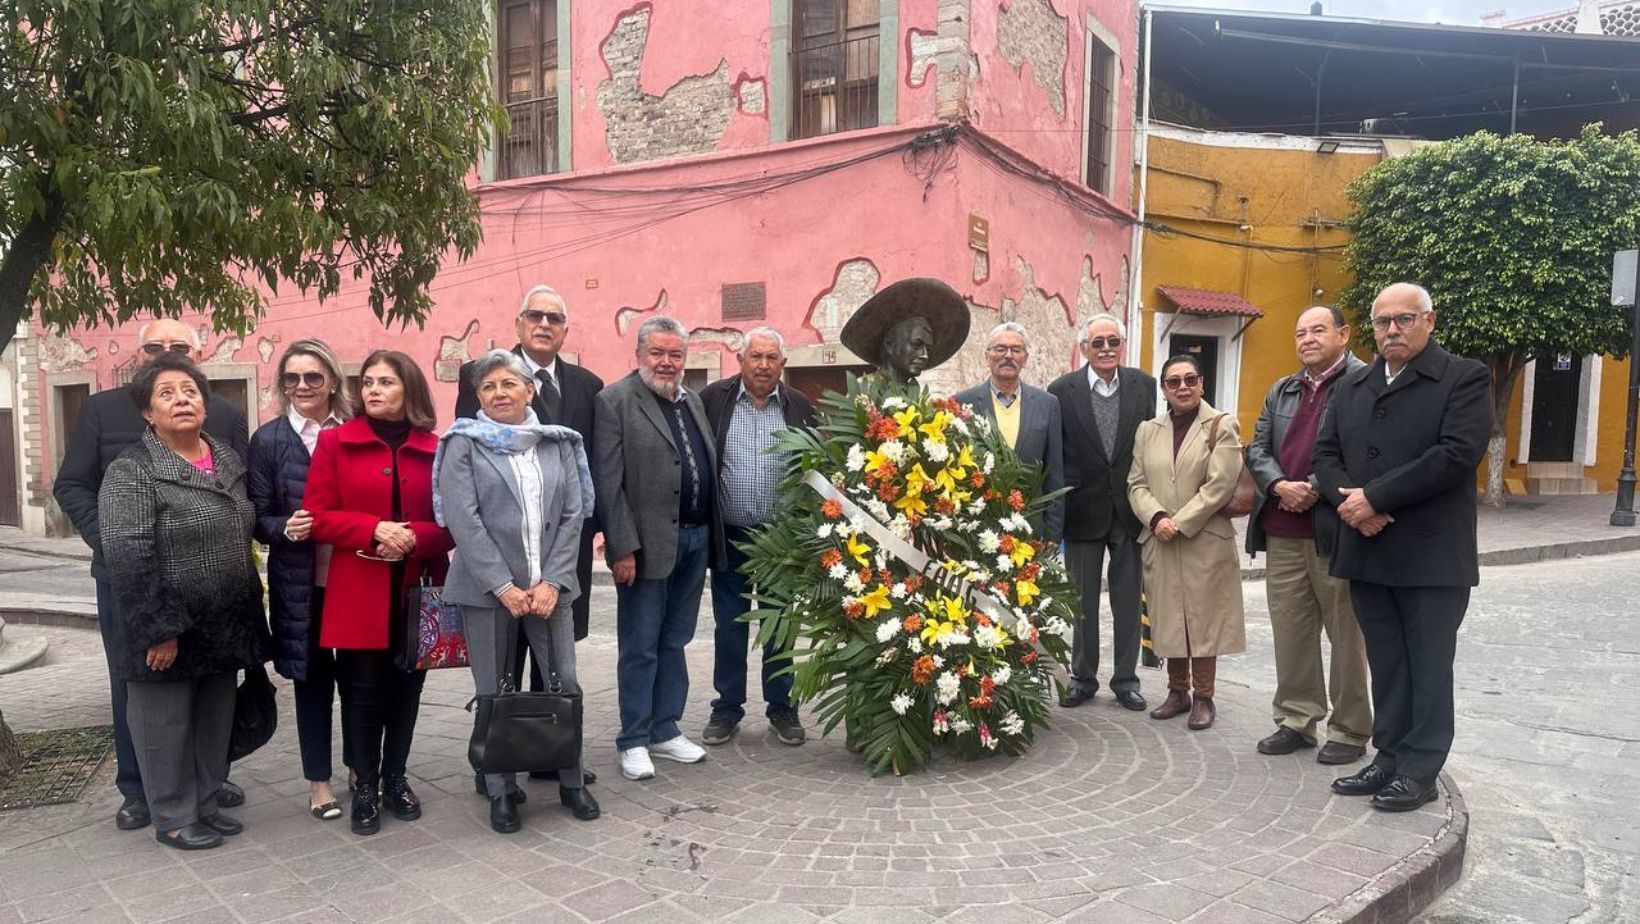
top-left (0, 0), bottom-right (500, 352)
top-left (1342, 126), bottom-right (1640, 368)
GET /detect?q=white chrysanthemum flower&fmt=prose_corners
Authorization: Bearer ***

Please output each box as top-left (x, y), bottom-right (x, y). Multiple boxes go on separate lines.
top-left (967, 499), bottom-right (987, 515)
top-left (876, 646), bottom-right (898, 665)
top-left (816, 523), bottom-right (833, 539)
top-left (974, 625), bottom-right (1006, 649)
top-left (889, 582), bottom-right (908, 600)
top-left (936, 630), bottom-right (971, 649)
top-left (925, 440), bottom-right (950, 463)
top-left (843, 573), bottom-right (865, 593)
top-left (972, 416), bottom-right (992, 434)
top-left (927, 516), bottom-right (953, 531)
top-left (961, 559), bottom-right (982, 572)
top-left (908, 637), bottom-right (923, 654)
top-left (982, 452), bottom-right (996, 474)
top-left (890, 517), bottom-right (912, 539)
top-left (848, 515), bottom-right (871, 535)
top-left (935, 672), bottom-right (961, 704)
top-left (1000, 710), bottom-right (1025, 736)
top-left (831, 472), bottom-right (847, 488)
top-left (978, 530), bottom-right (1001, 553)
top-left (827, 563), bottom-right (849, 580)
top-left (991, 665), bottom-right (1012, 686)
top-left (846, 444), bottom-right (867, 472)
top-left (882, 396), bottom-right (909, 410)
top-left (996, 554), bottom-right (1014, 573)
top-left (890, 693), bottom-right (914, 715)
top-left (880, 440), bottom-right (907, 464)
top-left (1044, 616), bottom-right (1073, 638)
top-left (950, 715), bottom-right (973, 735)
top-left (866, 499), bottom-right (892, 522)
top-left (876, 620), bottom-right (899, 643)
top-left (972, 568), bottom-right (992, 582)
top-left (950, 416), bottom-right (970, 436)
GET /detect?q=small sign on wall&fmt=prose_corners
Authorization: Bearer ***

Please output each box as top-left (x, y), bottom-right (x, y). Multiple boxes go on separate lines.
top-left (968, 213), bottom-right (989, 253)
top-left (1554, 353), bottom-right (1573, 372)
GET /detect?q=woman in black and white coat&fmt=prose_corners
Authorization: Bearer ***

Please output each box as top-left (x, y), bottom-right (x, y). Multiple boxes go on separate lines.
top-left (98, 352), bottom-right (268, 850)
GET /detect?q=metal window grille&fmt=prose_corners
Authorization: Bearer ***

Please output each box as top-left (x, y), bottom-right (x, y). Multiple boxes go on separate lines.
top-left (1085, 39), bottom-right (1115, 195)
top-left (791, 0), bottom-right (880, 140)
top-left (499, 0), bottom-right (560, 179)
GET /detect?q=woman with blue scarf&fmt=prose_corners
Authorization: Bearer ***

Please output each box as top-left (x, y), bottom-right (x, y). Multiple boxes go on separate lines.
top-left (435, 349), bottom-right (600, 834)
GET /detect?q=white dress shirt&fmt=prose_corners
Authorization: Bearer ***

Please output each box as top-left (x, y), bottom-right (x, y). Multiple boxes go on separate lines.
top-left (1087, 366), bottom-right (1120, 397)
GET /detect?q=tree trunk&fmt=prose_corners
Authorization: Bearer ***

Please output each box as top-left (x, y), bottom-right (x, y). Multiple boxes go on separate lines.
top-left (0, 711), bottom-right (23, 780)
top-left (0, 188), bottom-right (66, 356)
top-left (1484, 356), bottom-right (1525, 508)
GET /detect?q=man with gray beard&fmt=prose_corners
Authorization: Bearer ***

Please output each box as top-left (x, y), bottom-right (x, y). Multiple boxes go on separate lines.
top-left (593, 317), bottom-right (723, 782)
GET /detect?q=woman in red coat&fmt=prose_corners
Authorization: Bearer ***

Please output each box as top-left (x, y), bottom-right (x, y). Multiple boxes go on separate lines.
top-left (305, 350), bottom-right (453, 836)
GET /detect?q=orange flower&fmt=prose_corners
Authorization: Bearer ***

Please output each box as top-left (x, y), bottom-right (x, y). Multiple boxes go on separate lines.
top-left (970, 471), bottom-right (987, 489)
top-left (992, 580), bottom-right (1011, 598)
top-left (968, 692), bottom-right (994, 710)
top-left (821, 500), bottom-right (843, 520)
top-left (866, 414), bottom-right (901, 441)
top-left (902, 614), bottom-right (924, 633)
top-left (820, 549), bottom-right (843, 569)
top-left (844, 601), bottom-right (865, 619)
top-left (1020, 562), bottom-right (1042, 581)
top-left (974, 612), bottom-right (992, 628)
top-left (998, 534), bottom-right (1016, 553)
top-left (934, 497), bottom-right (956, 515)
top-left (876, 482), bottom-right (902, 502)
top-left (857, 567), bottom-right (875, 585)
top-left (912, 655), bottom-right (937, 684)
top-left (879, 568), bottom-right (894, 584)
top-left (984, 488), bottom-right (1000, 502)
top-left (904, 574), bottom-right (924, 593)
top-left (1008, 489), bottom-right (1026, 512)
top-left (1021, 650), bottom-right (1039, 665)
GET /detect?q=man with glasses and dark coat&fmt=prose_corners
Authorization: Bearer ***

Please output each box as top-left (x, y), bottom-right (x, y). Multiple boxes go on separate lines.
top-left (1047, 313), bottom-right (1156, 712)
top-left (954, 321), bottom-right (1064, 541)
top-left (455, 284), bottom-right (604, 786)
top-left (1313, 282), bottom-right (1491, 812)
top-left (54, 318), bottom-right (250, 831)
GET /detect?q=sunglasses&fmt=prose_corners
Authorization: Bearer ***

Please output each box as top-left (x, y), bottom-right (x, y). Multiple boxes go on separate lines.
top-left (1085, 336), bottom-right (1124, 350)
top-left (140, 342), bottom-right (193, 356)
top-left (282, 371), bottom-right (329, 390)
top-left (1163, 373), bottom-right (1202, 389)
top-left (520, 309), bottom-right (567, 326)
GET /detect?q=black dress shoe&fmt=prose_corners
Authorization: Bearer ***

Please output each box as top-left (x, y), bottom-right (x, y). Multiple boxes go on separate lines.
top-left (1331, 762), bottom-right (1395, 796)
top-left (199, 813), bottom-right (243, 836)
top-left (474, 770), bottom-right (527, 803)
top-left (1371, 776), bottom-right (1438, 812)
top-left (1059, 687), bottom-right (1095, 708)
top-left (156, 822), bottom-right (224, 850)
top-left (381, 776), bottom-right (421, 821)
top-left (1114, 689), bottom-right (1147, 712)
top-left (1257, 727), bottom-right (1316, 755)
top-left (351, 783), bottom-right (381, 836)
top-left (490, 795), bottom-right (522, 834)
top-left (559, 786), bottom-right (601, 821)
top-left (1316, 741), bottom-right (1367, 765)
top-left (115, 796), bottom-right (150, 831)
top-left (216, 780), bottom-right (245, 808)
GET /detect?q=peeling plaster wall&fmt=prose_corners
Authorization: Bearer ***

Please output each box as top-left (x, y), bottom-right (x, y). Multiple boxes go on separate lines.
top-left (596, 7), bottom-right (735, 164)
top-left (997, 0), bottom-right (1068, 116)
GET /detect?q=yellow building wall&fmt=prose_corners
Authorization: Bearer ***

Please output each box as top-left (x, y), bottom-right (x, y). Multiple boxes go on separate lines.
top-left (1137, 131), bottom-right (1635, 491)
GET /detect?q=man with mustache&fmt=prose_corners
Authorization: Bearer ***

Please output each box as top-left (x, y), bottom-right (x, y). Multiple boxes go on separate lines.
top-left (54, 318), bottom-right (251, 830)
top-left (1313, 282), bottom-right (1491, 812)
top-left (593, 316), bottom-right (723, 782)
top-left (954, 322), bottom-right (1064, 541)
top-left (1047, 314), bottom-right (1155, 712)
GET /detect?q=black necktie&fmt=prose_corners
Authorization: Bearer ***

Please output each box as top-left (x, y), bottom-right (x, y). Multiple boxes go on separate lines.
top-left (536, 369), bottom-right (561, 424)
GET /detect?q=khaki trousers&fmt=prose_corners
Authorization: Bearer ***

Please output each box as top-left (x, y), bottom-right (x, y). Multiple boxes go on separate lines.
top-left (1264, 536), bottom-right (1372, 746)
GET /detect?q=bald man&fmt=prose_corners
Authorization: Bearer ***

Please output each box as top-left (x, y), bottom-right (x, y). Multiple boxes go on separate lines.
top-left (54, 319), bottom-right (250, 831)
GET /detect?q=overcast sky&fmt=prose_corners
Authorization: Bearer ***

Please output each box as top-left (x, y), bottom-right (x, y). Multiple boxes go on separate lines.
top-left (1190, 0), bottom-right (1578, 27)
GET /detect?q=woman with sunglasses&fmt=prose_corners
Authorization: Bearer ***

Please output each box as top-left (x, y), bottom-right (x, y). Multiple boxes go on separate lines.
top-left (1127, 354), bottom-right (1247, 731)
top-left (247, 340), bottom-right (355, 821)
top-left (304, 350), bottom-right (454, 835)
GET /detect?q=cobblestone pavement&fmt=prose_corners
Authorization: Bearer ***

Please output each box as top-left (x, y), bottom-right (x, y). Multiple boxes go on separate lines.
top-left (0, 555), bottom-right (1463, 923)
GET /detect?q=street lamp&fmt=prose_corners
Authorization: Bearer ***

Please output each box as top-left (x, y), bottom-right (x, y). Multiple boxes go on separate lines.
top-left (1611, 250), bottom-right (1640, 527)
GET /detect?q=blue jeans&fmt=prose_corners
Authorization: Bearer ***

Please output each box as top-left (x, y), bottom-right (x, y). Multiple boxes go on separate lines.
top-left (710, 526), bottom-right (795, 723)
top-left (615, 525), bottom-right (709, 750)
top-left (96, 578), bottom-right (143, 800)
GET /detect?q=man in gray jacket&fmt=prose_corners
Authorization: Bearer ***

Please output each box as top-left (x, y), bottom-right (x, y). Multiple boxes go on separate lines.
top-left (593, 316), bottom-right (722, 782)
top-left (1245, 306), bottom-right (1371, 765)
top-left (954, 322), bottom-right (1064, 542)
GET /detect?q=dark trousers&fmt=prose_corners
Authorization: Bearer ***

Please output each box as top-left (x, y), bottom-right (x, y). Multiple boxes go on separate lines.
top-left (509, 521), bottom-right (596, 692)
top-left (336, 648), bottom-right (426, 786)
top-left (126, 672), bottom-right (235, 832)
top-left (1349, 582), bottom-right (1469, 783)
top-left (293, 589), bottom-right (354, 782)
top-left (614, 525), bottom-right (708, 750)
top-left (1064, 533), bottom-right (1143, 693)
top-left (95, 578), bottom-right (143, 800)
top-left (710, 525), bottom-right (795, 723)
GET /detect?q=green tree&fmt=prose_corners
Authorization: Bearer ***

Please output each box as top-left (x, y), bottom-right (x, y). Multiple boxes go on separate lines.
top-left (0, 0), bottom-right (501, 353)
top-left (1342, 127), bottom-right (1640, 506)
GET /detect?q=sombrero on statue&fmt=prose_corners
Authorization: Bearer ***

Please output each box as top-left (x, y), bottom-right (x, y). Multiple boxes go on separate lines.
top-left (839, 277), bottom-right (971, 370)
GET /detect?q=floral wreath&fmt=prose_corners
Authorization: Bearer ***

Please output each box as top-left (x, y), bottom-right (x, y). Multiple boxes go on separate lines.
top-left (741, 375), bottom-right (1079, 775)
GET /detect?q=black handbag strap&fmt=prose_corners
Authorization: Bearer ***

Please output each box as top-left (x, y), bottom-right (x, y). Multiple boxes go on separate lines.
top-left (498, 601), bottom-right (568, 695)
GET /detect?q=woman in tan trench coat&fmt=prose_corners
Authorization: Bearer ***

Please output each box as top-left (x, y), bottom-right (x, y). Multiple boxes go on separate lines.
top-left (1127, 355), bottom-right (1246, 731)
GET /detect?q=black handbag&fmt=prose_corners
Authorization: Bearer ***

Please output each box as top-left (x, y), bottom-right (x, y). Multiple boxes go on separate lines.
top-left (227, 665), bottom-right (278, 761)
top-left (467, 614), bottom-right (582, 774)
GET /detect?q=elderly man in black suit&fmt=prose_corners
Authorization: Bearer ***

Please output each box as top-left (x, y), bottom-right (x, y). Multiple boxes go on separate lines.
top-left (954, 322), bottom-right (1064, 541)
top-left (1313, 282), bottom-right (1491, 812)
top-left (1048, 314), bottom-right (1156, 712)
top-left (54, 318), bottom-right (251, 831)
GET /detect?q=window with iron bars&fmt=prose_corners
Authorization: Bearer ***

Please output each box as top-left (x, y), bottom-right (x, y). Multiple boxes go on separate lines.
top-left (1084, 34), bottom-right (1116, 195)
top-left (791, 0), bottom-right (880, 140)
top-left (498, 0), bottom-right (561, 179)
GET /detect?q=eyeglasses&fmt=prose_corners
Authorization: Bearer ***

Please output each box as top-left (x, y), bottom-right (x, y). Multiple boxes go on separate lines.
top-left (987, 345), bottom-right (1027, 356)
top-left (1163, 373), bottom-right (1202, 390)
top-left (282, 371), bottom-right (328, 390)
top-left (140, 342), bottom-right (193, 356)
top-left (1370, 311), bottom-right (1429, 331)
top-left (1084, 336), bottom-right (1124, 350)
top-left (520, 309), bottom-right (567, 326)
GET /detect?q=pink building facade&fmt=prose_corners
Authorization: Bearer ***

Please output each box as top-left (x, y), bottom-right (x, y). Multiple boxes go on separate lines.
top-left (5, 0), bottom-right (1138, 534)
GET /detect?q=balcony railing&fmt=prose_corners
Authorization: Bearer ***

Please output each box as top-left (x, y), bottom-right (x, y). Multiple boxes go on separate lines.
top-left (500, 96), bottom-right (559, 180)
top-left (792, 32), bottom-right (880, 140)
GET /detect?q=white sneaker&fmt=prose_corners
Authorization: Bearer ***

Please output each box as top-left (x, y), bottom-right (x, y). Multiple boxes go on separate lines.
top-left (619, 747), bottom-right (656, 781)
top-left (649, 734), bottom-right (707, 764)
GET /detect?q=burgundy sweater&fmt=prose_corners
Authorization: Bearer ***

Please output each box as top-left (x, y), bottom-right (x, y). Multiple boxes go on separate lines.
top-left (1261, 370), bottom-right (1342, 540)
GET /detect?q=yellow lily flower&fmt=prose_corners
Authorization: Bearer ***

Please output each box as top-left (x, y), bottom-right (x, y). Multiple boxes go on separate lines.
top-left (860, 584), bottom-right (893, 618)
top-left (918, 411), bottom-right (950, 443)
top-left (864, 448), bottom-right (892, 475)
top-left (1015, 579), bottom-right (1040, 606)
top-left (894, 491), bottom-right (929, 519)
top-left (925, 594), bottom-right (968, 626)
top-left (903, 464), bottom-right (933, 497)
top-left (846, 533), bottom-right (871, 567)
top-left (955, 444), bottom-right (977, 473)
top-left (893, 406), bottom-right (921, 440)
top-left (1009, 541), bottom-right (1036, 568)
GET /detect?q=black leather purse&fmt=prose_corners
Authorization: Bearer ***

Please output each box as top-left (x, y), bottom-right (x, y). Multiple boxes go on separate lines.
top-left (467, 615), bottom-right (582, 774)
top-left (228, 665), bottom-right (278, 761)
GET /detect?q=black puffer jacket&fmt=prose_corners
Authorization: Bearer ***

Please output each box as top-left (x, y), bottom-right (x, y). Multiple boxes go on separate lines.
top-left (98, 430), bottom-right (268, 682)
top-left (247, 416), bottom-right (322, 681)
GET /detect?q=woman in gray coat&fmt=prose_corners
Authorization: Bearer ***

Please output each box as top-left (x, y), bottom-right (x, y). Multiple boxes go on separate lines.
top-left (98, 352), bottom-right (268, 850)
top-left (434, 349), bottom-right (600, 834)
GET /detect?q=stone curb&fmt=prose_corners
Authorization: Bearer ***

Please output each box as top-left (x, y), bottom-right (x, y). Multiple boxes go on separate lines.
top-left (1313, 773), bottom-right (1469, 924)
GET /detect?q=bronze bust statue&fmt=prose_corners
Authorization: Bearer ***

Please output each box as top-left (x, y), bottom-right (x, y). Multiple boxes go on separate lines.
top-left (839, 278), bottom-right (970, 384)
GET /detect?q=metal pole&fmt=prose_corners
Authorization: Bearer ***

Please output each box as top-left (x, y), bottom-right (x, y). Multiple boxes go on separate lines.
top-left (1126, 8), bottom-right (1154, 361)
top-left (1611, 260), bottom-right (1640, 527)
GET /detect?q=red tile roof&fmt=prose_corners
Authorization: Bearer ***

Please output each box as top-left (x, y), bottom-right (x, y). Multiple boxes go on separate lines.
top-left (1155, 286), bottom-right (1265, 318)
top-left (1507, 2), bottom-right (1640, 36)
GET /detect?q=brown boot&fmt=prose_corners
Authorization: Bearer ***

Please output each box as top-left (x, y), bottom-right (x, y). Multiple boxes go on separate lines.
top-left (1187, 696), bottom-right (1216, 730)
top-left (1150, 690), bottom-right (1191, 720)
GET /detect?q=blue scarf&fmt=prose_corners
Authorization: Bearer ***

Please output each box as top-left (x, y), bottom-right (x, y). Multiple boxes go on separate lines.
top-left (432, 408), bottom-right (595, 527)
